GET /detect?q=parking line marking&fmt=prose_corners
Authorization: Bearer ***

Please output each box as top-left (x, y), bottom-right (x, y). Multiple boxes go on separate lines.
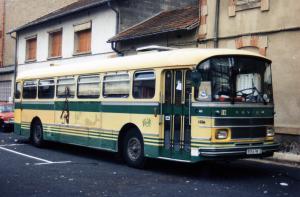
top-left (0, 143), bottom-right (26, 147)
top-left (0, 146), bottom-right (52, 163)
top-left (34, 161), bottom-right (72, 166)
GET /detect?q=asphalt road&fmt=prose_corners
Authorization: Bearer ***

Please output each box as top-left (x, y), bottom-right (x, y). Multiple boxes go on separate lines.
top-left (0, 132), bottom-right (299, 197)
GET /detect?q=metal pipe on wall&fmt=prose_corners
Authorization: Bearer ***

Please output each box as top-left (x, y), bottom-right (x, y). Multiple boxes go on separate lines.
top-left (213, 0), bottom-right (220, 48)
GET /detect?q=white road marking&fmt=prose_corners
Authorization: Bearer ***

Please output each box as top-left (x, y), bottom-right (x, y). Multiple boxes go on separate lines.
top-left (34, 161), bottom-right (72, 166)
top-left (0, 146), bottom-right (52, 163)
top-left (0, 143), bottom-right (26, 147)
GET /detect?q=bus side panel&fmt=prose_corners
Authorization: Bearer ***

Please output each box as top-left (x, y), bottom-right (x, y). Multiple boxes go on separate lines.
top-left (101, 112), bottom-right (128, 151)
top-left (130, 113), bottom-right (161, 158)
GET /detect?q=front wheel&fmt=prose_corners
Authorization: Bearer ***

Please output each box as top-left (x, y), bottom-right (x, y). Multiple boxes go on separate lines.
top-left (31, 120), bottom-right (44, 147)
top-left (123, 129), bottom-right (145, 168)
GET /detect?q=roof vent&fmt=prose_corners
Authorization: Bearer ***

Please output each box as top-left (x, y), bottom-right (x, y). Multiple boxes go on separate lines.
top-left (136, 45), bottom-right (177, 53)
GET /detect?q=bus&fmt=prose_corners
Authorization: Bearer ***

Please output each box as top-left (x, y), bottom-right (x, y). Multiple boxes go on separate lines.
top-left (14, 48), bottom-right (279, 168)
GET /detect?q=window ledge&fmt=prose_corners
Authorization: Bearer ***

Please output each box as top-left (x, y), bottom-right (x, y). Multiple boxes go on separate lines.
top-left (47, 56), bottom-right (62, 60)
top-left (73, 51), bottom-right (91, 57)
top-left (25, 59), bottom-right (37, 63)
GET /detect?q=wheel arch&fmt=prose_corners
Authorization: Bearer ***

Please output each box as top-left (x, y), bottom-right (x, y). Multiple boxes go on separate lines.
top-left (30, 116), bottom-right (42, 138)
top-left (117, 123), bottom-right (143, 153)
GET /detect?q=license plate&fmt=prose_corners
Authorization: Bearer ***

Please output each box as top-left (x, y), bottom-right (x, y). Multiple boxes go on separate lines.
top-left (246, 148), bottom-right (262, 155)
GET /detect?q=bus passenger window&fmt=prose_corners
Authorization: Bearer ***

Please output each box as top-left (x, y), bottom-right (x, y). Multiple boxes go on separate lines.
top-left (103, 73), bottom-right (130, 98)
top-left (23, 80), bottom-right (37, 99)
top-left (77, 75), bottom-right (100, 98)
top-left (133, 71), bottom-right (155, 99)
top-left (56, 77), bottom-right (75, 98)
top-left (15, 82), bottom-right (21, 99)
top-left (38, 79), bottom-right (55, 99)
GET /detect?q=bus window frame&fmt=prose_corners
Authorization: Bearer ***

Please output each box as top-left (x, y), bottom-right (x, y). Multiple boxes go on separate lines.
top-left (77, 74), bottom-right (101, 99)
top-left (102, 72), bottom-right (130, 98)
top-left (23, 80), bottom-right (38, 99)
top-left (133, 70), bottom-right (156, 99)
top-left (38, 78), bottom-right (55, 99)
top-left (56, 76), bottom-right (76, 98)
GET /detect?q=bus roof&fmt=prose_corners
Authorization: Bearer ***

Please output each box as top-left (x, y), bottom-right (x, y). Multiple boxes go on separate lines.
top-left (17, 48), bottom-right (270, 80)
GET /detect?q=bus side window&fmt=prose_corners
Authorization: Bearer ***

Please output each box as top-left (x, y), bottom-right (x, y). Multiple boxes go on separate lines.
top-left (133, 71), bottom-right (155, 99)
top-left (38, 79), bottom-right (55, 99)
top-left (56, 77), bottom-right (75, 98)
top-left (15, 82), bottom-right (22, 99)
top-left (77, 75), bottom-right (100, 98)
top-left (103, 73), bottom-right (130, 98)
top-left (23, 80), bottom-right (37, 99)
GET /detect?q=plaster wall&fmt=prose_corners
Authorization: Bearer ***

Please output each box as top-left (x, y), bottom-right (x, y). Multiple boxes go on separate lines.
top-left (17, 7), bottom-right (116, 74)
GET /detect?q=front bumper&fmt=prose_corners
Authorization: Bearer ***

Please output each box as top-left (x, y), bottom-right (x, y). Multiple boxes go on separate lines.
top-left (199, 143), bottom-right (280, 158)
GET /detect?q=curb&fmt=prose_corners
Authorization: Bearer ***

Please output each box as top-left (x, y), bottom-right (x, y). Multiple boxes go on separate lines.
top-left (272, 152), bottom-right (300, 163)
top-left (266, 152), bottom-right (300, 165)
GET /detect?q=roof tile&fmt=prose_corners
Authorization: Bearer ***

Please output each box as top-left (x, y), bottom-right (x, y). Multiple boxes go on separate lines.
top-left (109, 6), bottom-right (199, 42)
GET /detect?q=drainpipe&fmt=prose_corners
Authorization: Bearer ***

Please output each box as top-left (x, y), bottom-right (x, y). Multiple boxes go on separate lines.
top-left (1, 0), bottom-right (5, 67)
top-left (107, 1), bottom-right (120, 34)
top-left (213, 0), bottom-right (220, 48)
top-left (107, 1), bottom-right (123, 56)
top-left (10, 32), bottom-right (18, 103)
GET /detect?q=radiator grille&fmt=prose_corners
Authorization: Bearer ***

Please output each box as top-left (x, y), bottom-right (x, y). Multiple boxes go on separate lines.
top-left (231, 127), bottom-right (266, 139)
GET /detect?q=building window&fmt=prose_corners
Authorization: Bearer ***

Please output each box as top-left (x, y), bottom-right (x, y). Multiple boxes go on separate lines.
top-left (103, 73), bottom-right (130, 98)
top-left (74, 22), bottom-right (91, 54)
top-left (38, 79), bottom-right (55, 99)
top-left (236, 0), bottom-right (261, 11)
top-left (77, 75), bottom-right (100, 98)
top-left (49, 30), bottom-right (62, 58)
top-left (23, 80), bottom-right (37, 99)
top-left (133, 71), bottom-right (155, 99)
top-left (26, 37), bottom-right (37, 61)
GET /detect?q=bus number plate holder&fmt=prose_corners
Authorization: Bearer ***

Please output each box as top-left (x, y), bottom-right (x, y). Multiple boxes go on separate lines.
top-left (246, 148), bottom-right (262, 155)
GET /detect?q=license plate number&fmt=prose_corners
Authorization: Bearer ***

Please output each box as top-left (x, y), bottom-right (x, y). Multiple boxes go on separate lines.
top-left (246, 148), bottom-right (262, 155)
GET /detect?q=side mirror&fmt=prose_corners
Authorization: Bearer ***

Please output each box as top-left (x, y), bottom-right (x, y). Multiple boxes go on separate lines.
top-left (191, 70), bottom-right (202, 87)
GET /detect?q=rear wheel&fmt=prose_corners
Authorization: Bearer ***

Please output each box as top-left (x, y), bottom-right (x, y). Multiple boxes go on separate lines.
top-left (123, 128), bottom-right (145, 168)
top-left (31, 120), bottom-right (44, 147)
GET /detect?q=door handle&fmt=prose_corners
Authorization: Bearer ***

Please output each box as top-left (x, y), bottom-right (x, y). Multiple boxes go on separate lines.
top-left (154, 107), bottom-right (158, 117)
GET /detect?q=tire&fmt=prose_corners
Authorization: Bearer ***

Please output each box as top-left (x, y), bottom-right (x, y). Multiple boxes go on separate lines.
top-left (31, 120), bottom-right (44, 147)
top-left (123, 128), bottom-right (145, 168)
top-left (0, 119), bottom-right (4, 132)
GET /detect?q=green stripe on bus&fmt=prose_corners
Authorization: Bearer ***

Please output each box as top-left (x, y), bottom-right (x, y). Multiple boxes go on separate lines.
top-left (14, 101), bottom-right (273, 117)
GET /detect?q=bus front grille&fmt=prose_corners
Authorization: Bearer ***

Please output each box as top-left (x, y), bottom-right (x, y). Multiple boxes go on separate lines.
top-left (231, 127), bottom-right (266, 139)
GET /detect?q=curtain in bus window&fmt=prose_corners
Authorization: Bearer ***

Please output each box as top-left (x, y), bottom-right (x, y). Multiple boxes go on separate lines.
top-left (38, 79), bottom-right (55, 99)
top-left (103, 74), bottom-right (129, 97)
top-left (23, 80), bottom-right (37, 99)
top-left (133, 71), bottom-right (155, 98)
top-left (78, 75), bottom-right (100, 98)
top-left (57, 78), bottom-right (75, 98)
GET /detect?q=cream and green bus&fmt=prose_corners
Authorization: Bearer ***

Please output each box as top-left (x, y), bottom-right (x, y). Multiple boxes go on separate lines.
top-left (14, 48), bottom-right (279, 167)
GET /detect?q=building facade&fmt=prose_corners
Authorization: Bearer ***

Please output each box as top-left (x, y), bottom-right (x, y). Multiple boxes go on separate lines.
top-left (10, 0), bottom-right (117, 85)
top-left (0, 0), bottom-right (78, 102)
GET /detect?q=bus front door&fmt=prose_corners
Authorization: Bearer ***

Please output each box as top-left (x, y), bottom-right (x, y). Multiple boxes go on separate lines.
top-left (163, 70), bottom-right (191, 152)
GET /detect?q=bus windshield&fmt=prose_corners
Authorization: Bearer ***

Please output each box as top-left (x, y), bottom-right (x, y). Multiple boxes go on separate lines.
top-left (195, 56), bottom-right (273, 103)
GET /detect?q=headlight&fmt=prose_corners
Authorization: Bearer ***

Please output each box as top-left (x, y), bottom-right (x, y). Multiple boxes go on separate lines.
top-left (216, 129), bottom-right (228, 139)
top-left (266, 127), bottom-right (275, 137)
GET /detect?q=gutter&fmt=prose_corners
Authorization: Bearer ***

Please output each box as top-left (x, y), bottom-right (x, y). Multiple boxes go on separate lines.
top-left (107, 1), bottom-right (123, 56)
